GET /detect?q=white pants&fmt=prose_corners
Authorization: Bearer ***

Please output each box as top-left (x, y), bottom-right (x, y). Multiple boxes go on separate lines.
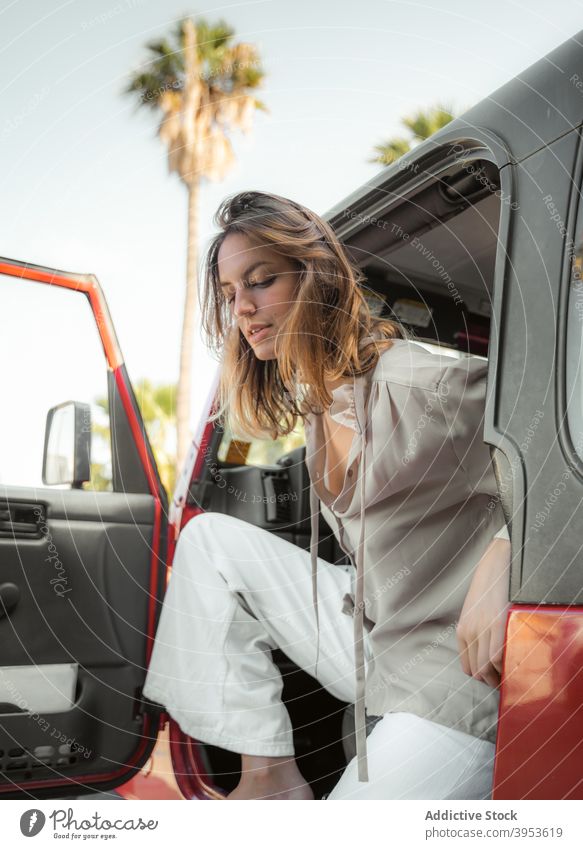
top-left (143, 512), bottom-right (495, 800)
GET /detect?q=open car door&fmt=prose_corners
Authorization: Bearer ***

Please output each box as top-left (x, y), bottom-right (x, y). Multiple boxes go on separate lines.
top-left (0, 258), bottom-right (168, 799)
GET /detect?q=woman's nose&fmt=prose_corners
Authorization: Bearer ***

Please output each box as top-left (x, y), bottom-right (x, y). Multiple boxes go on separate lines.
top-left (233, 288), bottom-right (256, 318)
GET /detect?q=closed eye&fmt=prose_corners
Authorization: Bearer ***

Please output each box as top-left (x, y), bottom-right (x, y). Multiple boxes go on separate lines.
top-left (226, 276), bottom-right (276, 305)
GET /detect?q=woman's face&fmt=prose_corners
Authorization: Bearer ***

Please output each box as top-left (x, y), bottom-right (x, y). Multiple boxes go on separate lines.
top-left (217, 232), bottom-right (300, 361)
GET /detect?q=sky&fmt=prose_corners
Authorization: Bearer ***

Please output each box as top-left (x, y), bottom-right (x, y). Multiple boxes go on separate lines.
top-left (1, 0), bottom-right (582, 479)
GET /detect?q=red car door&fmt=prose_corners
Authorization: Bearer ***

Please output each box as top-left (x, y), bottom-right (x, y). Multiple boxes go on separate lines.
top-left (0, 258), bottom-right (169, 799)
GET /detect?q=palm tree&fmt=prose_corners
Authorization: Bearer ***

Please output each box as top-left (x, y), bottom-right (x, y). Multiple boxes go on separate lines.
top-left (133, 379), bottom-right (178, 498)
top-left (370, 103), bottom-right (455, 166)
top-left (126, 16), bottom-right (266, 481)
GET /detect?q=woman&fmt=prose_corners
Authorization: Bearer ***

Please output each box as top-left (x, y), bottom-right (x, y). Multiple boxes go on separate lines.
top-left (143, 190), bottom-right (512, 800)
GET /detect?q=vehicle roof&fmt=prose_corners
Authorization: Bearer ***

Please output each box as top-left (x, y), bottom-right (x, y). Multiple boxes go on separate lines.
top-left (324, 30), bottom-right (583, 225)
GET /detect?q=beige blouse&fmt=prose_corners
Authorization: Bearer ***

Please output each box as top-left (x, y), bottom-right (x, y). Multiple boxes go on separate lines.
top-left (303, 338), bottom-right (508, 782)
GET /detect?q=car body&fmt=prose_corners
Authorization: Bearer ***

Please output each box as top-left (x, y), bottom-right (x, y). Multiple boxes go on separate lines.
top-left (1, 30), bottom-right (582, 800)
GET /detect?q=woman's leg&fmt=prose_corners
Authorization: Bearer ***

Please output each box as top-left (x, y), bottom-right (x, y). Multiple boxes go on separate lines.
top-left (143, 511), bottom-right (361, 798)
top-left (326, 712), bottom-right (495, 800)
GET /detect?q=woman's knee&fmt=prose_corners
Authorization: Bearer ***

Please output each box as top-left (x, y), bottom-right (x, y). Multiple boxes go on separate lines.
top-left (176, 510), bottom-right (306, 590)
top-left (180, 510), bottom-right (249, 538)
top-left (180, 510), bottom-right (219, 539)
top-left (172, 512), bottom-right (222, 573)
top-left (179, 510), bottom-right (245, 546)
top-left (175, 511), bottom-right (248, 580)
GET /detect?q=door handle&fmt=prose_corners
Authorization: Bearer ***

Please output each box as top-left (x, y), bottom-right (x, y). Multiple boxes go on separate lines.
top-left (0, 502), bottom-right (45, 538)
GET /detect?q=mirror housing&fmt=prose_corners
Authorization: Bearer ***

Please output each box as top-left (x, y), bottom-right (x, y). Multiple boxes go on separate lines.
top-left (42, 401), bottom-right (91, 488)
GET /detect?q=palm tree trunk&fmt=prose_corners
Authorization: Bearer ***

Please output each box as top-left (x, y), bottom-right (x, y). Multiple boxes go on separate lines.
top-left (175, 175), bottom-right (200, 481)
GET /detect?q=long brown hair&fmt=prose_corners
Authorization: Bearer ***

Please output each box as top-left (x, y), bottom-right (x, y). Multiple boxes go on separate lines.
top-left (200, 190), bottom-right (406, 439)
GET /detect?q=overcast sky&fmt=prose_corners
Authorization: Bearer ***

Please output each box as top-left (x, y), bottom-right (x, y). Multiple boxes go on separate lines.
top-left (1, 0), bottom-right (582, 435)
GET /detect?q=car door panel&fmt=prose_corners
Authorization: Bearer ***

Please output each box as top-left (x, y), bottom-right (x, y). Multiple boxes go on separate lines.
top-left (1, 491), bottom-right (155, 667)
top-left (0, 495), bottom-right (163, 797)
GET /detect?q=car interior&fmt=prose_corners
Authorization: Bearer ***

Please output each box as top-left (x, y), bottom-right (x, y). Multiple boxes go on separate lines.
top-left (186, 155), bottom-right (508, 798)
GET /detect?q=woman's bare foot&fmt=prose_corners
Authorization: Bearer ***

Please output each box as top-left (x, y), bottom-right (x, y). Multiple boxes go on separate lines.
top-left (226, 755), bottom-right (314, 800)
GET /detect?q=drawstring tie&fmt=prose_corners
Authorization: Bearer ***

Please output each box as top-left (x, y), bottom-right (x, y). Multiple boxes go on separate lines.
top-left (309, 375), bottom-right (372, 782)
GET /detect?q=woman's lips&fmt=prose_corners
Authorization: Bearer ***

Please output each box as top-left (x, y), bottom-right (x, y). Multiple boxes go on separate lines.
top-left (248, 325), bottom-right (272, 344)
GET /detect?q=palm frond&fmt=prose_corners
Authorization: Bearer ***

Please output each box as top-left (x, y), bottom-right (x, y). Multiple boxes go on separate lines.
top-left (402, 103), bottom-right (455, 142)
top-left (370, 103), bottom-right (456, 167)
top-left (126, 16), bottom-right (266, 184)
top-left (369, 137), bottom-right (411, 165)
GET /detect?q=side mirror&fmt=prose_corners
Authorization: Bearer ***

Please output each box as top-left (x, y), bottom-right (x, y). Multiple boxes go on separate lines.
top-left (42, 402), bottom-right (91, 488)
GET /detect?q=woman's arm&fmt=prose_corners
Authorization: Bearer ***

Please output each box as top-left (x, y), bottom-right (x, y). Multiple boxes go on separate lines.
top-left (457, 536), bottom-right (512, 689)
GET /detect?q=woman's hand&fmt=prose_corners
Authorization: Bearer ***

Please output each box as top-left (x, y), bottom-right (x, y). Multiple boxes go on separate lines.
top-left (457, 537), bottom-right (512, 689)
